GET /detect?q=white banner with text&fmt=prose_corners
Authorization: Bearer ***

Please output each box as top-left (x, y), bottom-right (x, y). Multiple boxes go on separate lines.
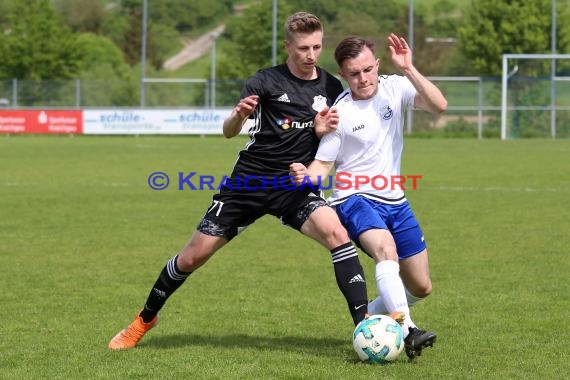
top-left (83, 109), bottom-right (243, 135)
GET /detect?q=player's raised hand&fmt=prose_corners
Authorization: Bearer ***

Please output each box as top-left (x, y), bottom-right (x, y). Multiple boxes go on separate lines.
top-left (388, 33), bottom-right (413, 72)
top-left (289, 162), bottom-right (308, 186)
top-left (325, 106), bottom-right (339, 131)
top-left (223, 94), bottom-right (260, 138)
top-left (314, 106), bottom-right (339, 137)
top-left (234, 95), bottom-right (259, 119)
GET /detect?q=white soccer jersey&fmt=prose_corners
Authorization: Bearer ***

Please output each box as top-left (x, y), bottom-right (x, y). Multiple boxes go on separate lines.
top-left (315, 75), bottom-right (416, 205)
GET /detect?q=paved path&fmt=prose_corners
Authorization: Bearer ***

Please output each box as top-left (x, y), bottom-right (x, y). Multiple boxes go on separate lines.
top-left (162, 24), bottom-right (226, 71)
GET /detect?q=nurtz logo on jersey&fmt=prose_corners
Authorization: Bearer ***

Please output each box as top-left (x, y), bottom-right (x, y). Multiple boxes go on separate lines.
top-left (277, 117), bottom-right (314, 131)
top-left (277, 117), bottom-right (292, 130)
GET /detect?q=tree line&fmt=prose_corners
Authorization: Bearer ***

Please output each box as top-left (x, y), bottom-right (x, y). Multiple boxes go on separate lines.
top-left (0, 0), bottom-right (568, 107)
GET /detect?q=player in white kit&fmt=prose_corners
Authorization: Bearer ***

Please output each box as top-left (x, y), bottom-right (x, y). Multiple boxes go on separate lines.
top-left (290, 34), bottom-right (447, 359)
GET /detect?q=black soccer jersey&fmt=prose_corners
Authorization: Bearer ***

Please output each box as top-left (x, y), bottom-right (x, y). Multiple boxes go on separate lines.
top-left (231, 64), bottom-right (344, 178)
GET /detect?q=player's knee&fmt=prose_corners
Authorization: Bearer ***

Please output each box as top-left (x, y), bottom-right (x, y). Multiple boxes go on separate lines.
top-left (176, 250), bottom-right (208, 272)
top-left (326, 223), bottom-right (350, 246)
top-left (175, 254), bottom-right (195, 272)
top-left (369, 246), bottom-right (397, 262)
top-left (384, 246), bottom-right (399, 262)
top-left (414, 280), bottom-right (432, 299)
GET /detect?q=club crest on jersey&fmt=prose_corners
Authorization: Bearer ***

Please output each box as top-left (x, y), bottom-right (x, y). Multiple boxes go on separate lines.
top-left (277, 117), bottom-right (292, 131)
top-left (312, 95), bottom-right (327, 112)
top-left (381, 105), bottom-right (394, 120)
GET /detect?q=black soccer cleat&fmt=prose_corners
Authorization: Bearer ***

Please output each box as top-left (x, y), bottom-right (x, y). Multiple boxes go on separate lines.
top-left (404, 327), bottom-right (437, 360)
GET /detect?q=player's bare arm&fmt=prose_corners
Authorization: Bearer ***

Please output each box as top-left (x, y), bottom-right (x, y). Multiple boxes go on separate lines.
top-left (290, 159), bottom-right (333, 186)
top-left (222, 95), bottom-right (259, 138)
top-left (313, 106), bottom-right (339, 138)
top-left (388, 33), bottom-right (447, 114)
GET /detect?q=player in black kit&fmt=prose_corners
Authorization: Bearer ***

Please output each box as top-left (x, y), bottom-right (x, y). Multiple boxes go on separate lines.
top-left (108, 12), bottom-right (369, 350)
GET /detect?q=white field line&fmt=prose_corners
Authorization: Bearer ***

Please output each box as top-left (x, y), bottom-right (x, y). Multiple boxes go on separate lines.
top-left (1, 182), bottom-right (131, 187)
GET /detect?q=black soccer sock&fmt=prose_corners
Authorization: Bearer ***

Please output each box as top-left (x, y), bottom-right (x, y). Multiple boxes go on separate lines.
top-left (331, 243), bottom-right (369, 326)
top-left (139, 255), bottom-right (191, 323)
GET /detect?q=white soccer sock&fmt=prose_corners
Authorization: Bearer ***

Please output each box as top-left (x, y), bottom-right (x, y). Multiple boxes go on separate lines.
top-left (375, 260), bottom-right (416, 335)
top-left (367, 295), bottom-right (388, 315)
top-left (369, 284), bottom-right (425, 314)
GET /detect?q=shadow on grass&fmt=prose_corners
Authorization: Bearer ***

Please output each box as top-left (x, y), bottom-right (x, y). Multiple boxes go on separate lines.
top-left (143, 333), bottom-right (357, 361)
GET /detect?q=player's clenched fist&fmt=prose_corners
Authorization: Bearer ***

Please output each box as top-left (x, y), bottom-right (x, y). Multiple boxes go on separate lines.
top-left (314, 106), bottom-right (339, 137)
top-left (234, 95), bottom-right (259, 119)
top-left (289, 162), bottom-right (308, 185)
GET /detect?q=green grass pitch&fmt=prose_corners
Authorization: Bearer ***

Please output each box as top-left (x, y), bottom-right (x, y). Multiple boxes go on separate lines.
top-left (0, 135), bottom-right (568, 379)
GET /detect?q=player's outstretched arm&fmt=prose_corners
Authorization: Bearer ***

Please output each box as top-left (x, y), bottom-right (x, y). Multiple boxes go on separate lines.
top-left (223, 95), bottom-right (259, 138)
top-left (388, 33), bottom-right (447, 114)
top-left (290, 160), bottom-right (333, 186)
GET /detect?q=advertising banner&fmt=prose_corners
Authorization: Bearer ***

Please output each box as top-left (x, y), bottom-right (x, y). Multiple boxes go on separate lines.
top-left (0, 110), bottom-right (83, 134)
top-left (0, 109), bottom-right (251, 135)
top-left (83, 109), bottom-right (234, 135)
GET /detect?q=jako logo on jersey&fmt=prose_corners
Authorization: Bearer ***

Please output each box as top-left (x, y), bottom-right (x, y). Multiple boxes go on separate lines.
top-left (352, 124), bottom-right (365, 132)
top-left (381, 105), bottom-right (393, 120)
top-left (312, 95), bottom-right (327, 112)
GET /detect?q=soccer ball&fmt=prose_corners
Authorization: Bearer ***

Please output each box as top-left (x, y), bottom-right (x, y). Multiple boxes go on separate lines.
top-left (353, 314), bottom-right (404, 363)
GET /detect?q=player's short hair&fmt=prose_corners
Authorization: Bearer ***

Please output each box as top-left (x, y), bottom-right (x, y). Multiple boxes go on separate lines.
top-left (334, 37), bottom-right (375, 67)
top-left (284, 12), bottom-right (323, 41)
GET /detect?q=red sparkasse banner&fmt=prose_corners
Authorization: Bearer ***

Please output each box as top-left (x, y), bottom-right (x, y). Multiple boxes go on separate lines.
top-left (0, 110), bottom-right (83, 134)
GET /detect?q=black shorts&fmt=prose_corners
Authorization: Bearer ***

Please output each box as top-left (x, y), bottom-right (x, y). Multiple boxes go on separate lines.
top-left (197, 183), bottom-right (327, 240)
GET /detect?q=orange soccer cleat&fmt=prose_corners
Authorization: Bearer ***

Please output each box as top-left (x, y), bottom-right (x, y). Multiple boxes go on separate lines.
top-left (389, 311), bottom-right (405, 326)
top-left (108, 313), bottom-right (158, 350)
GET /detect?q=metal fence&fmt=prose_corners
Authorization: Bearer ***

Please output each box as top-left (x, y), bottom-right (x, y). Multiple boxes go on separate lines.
top-left (1, 77), bottom-right (568, 138)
